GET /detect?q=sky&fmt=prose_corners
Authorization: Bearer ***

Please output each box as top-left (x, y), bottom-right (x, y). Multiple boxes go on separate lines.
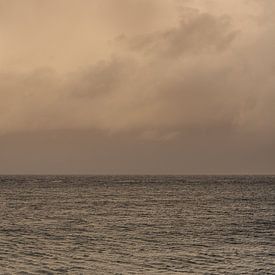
top-left (0, 0), bottom-right (274, 174)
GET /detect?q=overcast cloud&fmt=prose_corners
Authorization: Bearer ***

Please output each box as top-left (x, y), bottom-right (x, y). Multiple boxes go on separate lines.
top-left (0, 0), bottom-right (274, 174)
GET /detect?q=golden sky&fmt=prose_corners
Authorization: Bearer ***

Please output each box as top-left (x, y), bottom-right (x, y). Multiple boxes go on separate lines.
top-left (0, 0), bottom-right (274, 174)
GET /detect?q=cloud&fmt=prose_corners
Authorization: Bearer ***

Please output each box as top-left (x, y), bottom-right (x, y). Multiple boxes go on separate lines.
top-left (120, 9), bottom-right (238, 58)
top-left (0, 0), bottom-right (275, 174)
top-left (0, 0), bottom-right (274, 142)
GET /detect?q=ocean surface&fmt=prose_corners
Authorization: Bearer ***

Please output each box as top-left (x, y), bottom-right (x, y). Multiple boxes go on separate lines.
top-left (0, 175), bottom-right (274, 274)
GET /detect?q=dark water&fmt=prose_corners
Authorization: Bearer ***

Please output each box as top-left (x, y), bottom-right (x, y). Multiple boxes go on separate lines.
top-left (0, 175), bottom-right (274, 274)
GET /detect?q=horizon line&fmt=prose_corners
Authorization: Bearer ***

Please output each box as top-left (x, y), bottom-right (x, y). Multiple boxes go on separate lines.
top-left (0, 173), bottom-right (274, 176)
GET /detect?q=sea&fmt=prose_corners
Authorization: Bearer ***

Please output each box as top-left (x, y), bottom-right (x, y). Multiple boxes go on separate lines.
top-left (0, 175), bottom-right (274, 274)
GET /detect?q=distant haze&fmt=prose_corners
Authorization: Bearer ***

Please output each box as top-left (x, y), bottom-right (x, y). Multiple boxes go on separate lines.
top-left (0, 0), bottom-right (274, 174)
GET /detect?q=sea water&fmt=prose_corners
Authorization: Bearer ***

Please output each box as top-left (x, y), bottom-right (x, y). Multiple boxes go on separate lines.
top-left (0, 175), bottom-right (274, 274)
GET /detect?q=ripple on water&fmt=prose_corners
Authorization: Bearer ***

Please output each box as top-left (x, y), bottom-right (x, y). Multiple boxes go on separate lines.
top-left (0, 175), bottom-right (274, 274)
